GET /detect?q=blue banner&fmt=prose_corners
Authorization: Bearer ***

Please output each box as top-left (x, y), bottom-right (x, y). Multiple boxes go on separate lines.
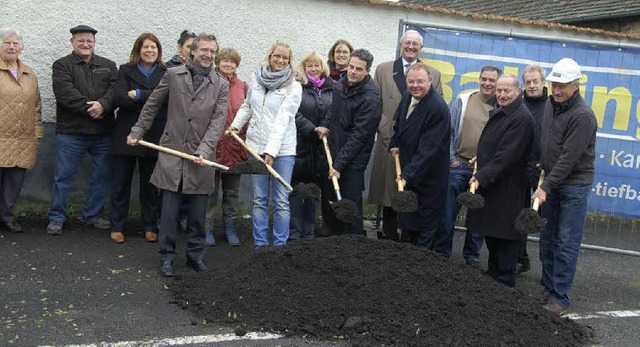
top-left (411, 26), bottom-right (640, 218)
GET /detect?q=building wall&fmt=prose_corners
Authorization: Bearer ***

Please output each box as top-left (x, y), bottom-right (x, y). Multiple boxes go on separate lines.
top-left (2, 0), bottom-right (633, 208)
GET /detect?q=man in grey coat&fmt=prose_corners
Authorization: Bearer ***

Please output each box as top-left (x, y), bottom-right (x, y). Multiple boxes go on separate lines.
top-left (128, 33), bottom-right (229, 277)
top-left (368, 30), bottom-right (443, 241)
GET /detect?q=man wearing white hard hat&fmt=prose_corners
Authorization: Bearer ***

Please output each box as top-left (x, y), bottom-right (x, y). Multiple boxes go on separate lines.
top-left (531, 58), bottom-right (597, 315)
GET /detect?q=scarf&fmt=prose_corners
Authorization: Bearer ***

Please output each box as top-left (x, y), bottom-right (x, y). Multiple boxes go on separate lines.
top-left (307, 74), bottom-right (326, 91)
top-left (185, 60), bottom-right (212, 91)
top-left (137, 62), bottom-right (157, 79)
top-left (255, 65), bottom-right (291, 91)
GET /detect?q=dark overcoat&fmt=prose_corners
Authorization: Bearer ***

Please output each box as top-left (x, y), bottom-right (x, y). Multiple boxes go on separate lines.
top-left (466, 97), bottom-right (534, 240)
top-left (389, 86), bottom-right (450, 229)
top-left (112, 64), bottom-right (167, 157)
top-left (129, 65), bottom-right (229, 194)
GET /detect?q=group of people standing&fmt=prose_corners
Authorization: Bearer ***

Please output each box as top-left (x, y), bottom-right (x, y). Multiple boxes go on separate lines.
top-left (1, 26), bottom-right (595, 315)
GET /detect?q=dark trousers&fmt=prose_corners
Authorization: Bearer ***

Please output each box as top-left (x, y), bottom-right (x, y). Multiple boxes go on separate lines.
top-left (159, 189), bottom-right (208, 262)
top-left (485, 236), bottom-right (519, 287)
top-left (110, 155), bottom-right (159, 233)
top-left (382, 206), bottom-right (398, 241)
top-left (321, 167), bottom-right (364, 236)
top-left (517, 234), bottom-right (529, 266)
top-left (0, 167), bottom-right (27, 224)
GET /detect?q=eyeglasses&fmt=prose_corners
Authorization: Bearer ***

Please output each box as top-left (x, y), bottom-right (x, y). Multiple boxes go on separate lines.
top-left (271, 54), bottom-right (289, 61)
top-left (402, 40), bottom-right (421, 47)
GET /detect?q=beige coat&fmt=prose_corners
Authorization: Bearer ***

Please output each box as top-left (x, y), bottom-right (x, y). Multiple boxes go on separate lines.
top-left (0, 58), bottom-right (43, 169)
top-left (367, 58), bottom-right (442, 206)
top-left (130, 65), bottom-right (229, 194)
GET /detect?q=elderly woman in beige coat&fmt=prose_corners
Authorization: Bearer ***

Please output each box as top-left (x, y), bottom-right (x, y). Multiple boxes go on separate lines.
top-left (0, 28), bottom-right (43, 233)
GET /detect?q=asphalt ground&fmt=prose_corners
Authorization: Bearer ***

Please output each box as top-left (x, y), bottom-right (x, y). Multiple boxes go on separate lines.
top-left (1, 217), bottom-right (638, 346)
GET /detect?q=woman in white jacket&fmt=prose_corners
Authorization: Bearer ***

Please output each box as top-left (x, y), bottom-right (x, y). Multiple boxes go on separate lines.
top-left (229, 39), bottom-right (302, 248)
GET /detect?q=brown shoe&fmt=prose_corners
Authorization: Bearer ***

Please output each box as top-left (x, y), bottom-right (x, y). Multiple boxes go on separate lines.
top-left (543, 301), bottom-right (567, 316)
top-left (110, 232), bottom-right (125, 243)
top-left (145, 231), bottom-right (158, 242)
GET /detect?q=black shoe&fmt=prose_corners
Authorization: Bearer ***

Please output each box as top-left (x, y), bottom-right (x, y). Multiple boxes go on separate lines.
top-left (186, 259), bottom-right (208, 272)
top-left (465, 259), bottom-right (481, 269)
top-left (158, 260), bottom-right (174, 277)
top-left (5, 221), bottom-right (23, 233)
top-left (516, 262), bottom-right (531, 275)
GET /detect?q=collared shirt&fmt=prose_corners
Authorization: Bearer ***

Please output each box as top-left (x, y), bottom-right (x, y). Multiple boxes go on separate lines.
top-left (407, 97), bottom-right (420, 119)
top-left (402, 57), bottom-right (417, 75)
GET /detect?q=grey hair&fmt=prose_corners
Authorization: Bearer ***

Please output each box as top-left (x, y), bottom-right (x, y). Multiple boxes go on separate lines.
top-left (499, 73), bottom-right (521, 89)
top-left (401, 30), bottom-right (423, 46)
top-left (0, 27), bottom-right (23, 46)
top-left (522, 64), bottom-right (546, 82)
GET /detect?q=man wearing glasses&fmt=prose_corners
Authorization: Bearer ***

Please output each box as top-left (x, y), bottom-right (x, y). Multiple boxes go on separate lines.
top-left (368, 30), bottom-right (443, 242)
top-left (48, 25), bottom-right (118, 235)
top-left (128, 33), bottom-right (229, 277)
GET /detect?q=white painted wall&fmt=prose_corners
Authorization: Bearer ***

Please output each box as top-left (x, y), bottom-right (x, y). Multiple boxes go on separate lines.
top-left (3, 0), bottom-right (629, 122)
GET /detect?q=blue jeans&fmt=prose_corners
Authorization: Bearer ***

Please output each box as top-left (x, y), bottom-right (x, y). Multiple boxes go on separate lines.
top-left (49, 134), bottom-right (111, 222)
top-left (539, 183), bottom-right (591, 308)
top-left (433, 162), bottom-right (484, 261)
top-left (289, 195), bottom-right (318, 239)
top-left (251, 155), bottom-right (294, 248)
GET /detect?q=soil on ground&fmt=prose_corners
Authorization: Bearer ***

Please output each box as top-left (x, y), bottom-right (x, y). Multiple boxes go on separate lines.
top-left (170, 235), bottom-right (594, 346)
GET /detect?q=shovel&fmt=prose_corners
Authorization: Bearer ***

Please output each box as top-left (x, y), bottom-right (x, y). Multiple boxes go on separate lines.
top-left (321, 137), bottom-right (360, 224)
top-left (515, 170), bottom-right (547, 234)
top-left (137, 140), bottom-right (229, 170)
top-left (456, 161), bottom-right (485, 209)
top-left (391, 153), bottom-right (418, 213)
top-left (228, 131), bottom-right (293, 193)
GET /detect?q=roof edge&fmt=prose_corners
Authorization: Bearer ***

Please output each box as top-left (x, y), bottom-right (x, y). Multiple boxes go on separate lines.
top-left (351, 0), bottom-right (640, 41)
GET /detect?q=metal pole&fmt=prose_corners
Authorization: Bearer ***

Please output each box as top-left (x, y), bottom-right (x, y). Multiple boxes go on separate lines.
top-left (454, 226), bottom-right (640, 257)
top-left (400, 19), bottom-right (640, 50)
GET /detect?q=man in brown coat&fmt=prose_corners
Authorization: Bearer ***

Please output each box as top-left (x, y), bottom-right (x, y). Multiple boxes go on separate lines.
top-left (368, 29), bottom-right (443, 241)
top-left (128, 33), bottom-right (229, 277)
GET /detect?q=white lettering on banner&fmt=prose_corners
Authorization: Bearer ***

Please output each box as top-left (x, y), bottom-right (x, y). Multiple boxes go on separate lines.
top-left (593, 182), bottom-right (640, 201)
top-left (608, 150), bottom-right (640, 169)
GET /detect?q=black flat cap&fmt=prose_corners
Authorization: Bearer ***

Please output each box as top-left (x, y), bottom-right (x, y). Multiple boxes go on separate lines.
top-left (70, 25), bottom-right (97, 35)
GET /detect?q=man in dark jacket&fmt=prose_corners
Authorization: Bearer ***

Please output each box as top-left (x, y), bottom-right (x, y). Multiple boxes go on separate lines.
top-left (325, 49), bottom-right (382, 235)
top-left (47, 25), bottom-right (118, 236)
top-left (532, 58), bottom-right (597, 316)
top-left (516, 64), bottom-right (551, 275)
top-left (466, 73), bottom-right (533, 287)
top-left (389, 64), bottom-right (450, 248)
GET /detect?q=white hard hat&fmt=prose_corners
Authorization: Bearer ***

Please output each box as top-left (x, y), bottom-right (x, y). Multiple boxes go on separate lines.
top-left (546, 58), bottom-right (582, 83)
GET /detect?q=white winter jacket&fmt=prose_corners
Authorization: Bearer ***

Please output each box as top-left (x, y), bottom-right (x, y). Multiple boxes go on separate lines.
top-left (231, 72), bottom-right (302, 157)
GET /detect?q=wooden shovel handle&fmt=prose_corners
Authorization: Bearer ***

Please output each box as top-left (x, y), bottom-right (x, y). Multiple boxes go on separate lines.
top-left (393, 153), bottom-right (404, 192)
top-left (137, 140), bottom-right (229, 170)
top-left (228, 131), bottom-right (293, 192)
top-left (322, 137), bottom-right (342, 200)
top-left (532, 170), bottom-right (546, 212)
top-left (470, 161), bottom-right (478, 194)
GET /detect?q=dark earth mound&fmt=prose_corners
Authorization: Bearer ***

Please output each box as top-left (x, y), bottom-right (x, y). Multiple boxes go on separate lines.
top-left (170, 235), bottom-right (594, 346)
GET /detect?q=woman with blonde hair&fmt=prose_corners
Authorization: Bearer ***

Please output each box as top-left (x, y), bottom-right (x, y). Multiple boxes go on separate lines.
top-left (229, 39), bottom-right (302, 248)
top-left (0, 27), bottom-right (42, 233)
top-left (289, 51), bottom-right (334, 240)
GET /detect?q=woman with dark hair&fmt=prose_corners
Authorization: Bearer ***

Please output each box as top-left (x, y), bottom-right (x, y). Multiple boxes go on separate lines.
top-left (229, 39), bottom-right (302, 248)
top-left (110, 32), bottom-right (167, 243)
top-left (204, 48), bottom-right (248, 247)
top-left (166, 30), bottom-right (196, 68)
top-left (0, 27), bottom-right (42, 233)
top-left (289, 51), bottom-right (333, 240)
top-left (327, 39), bottom-right (353, 81)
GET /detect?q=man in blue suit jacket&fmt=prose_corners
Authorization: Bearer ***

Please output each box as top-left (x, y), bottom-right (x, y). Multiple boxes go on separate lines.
top-left (389, 64), bottom-right (450, 248)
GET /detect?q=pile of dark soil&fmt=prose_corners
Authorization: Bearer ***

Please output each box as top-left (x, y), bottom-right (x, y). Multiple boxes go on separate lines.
top-left (169, 235), bottom-right (594, 346)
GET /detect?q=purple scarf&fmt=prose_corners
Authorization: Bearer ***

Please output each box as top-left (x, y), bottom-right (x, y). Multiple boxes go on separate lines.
top-left (307, 74), bottom-right (326, 91)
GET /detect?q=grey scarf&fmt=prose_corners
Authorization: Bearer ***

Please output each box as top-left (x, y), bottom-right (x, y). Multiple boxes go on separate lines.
top-left (186, 60), bottom-right (213, 91)
top-left (255, 65), bottom-right (292, 91)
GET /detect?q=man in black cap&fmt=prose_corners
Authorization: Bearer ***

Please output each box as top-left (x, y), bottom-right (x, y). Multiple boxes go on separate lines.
top-left (47, 25), bottom-right (118, 235)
